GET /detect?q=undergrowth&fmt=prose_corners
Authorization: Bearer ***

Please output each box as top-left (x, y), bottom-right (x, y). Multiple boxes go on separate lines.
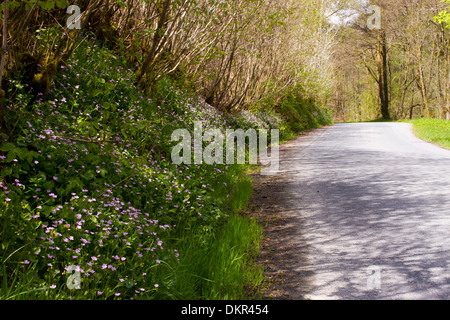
top-left (0, 34), bottom-right (331, 300)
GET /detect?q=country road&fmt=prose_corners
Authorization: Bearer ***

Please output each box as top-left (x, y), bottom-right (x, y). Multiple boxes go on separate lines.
top-left (252, 122), bottom-right (450, 300)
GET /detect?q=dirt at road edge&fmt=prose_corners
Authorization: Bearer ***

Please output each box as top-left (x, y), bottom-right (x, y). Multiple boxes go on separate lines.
top-left (246, 131), bottom-right (319, 300)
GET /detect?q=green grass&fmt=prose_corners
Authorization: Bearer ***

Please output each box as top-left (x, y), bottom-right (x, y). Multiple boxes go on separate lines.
top-left (168, 214), bottom-right (264, 300)
top-left (403, 118), bottom-right (450, 150)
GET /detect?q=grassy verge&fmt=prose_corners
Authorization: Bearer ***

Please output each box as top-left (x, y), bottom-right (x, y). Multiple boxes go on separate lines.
top-left (403, 118), bottom-right (450, 150)
top-left (171, 213), bottom-right (264, 300)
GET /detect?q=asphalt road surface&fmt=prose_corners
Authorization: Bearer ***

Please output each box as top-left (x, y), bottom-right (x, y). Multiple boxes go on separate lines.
top-left (272, 122), bottom-right (450, 300)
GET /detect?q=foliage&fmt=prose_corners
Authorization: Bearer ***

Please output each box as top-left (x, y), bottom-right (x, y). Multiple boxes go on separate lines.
top-left (0, 1), bottom-right (334, 300)
top-left (329, 0), bottom-right (450, 122)
top-left (434, 0), bottom-right (450, 28)
top-left (0, 0), bottom-right (336, 113)
top-left (0, 38), bottom-right (262, 299)
top-left (277, 88), bottom-right (333, 134)
top-left (172, 214), bottom-right (264, 300)
top-left (0, 33), bottom-right (329, 299)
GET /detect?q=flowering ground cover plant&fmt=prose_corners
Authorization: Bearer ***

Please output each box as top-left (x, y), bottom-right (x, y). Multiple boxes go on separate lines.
top-left (0, 35), bottom-right (285, 299)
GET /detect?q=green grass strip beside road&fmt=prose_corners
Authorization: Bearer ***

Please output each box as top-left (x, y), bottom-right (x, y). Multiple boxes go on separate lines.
top-left (404, 119), bottom-right (450, 150)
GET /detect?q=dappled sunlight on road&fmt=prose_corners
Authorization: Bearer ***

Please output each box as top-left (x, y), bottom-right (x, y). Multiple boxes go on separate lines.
top-left (255, 123), bottom-right (450, 300)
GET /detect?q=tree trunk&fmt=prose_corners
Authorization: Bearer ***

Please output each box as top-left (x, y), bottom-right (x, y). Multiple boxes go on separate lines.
top-left (0, 0), bottom-right (8, 135)
top-left (0, 0), bottom-right (8, 96)
top-left (377, 32), bottom-right (390, 120)
top-left (415, 45), bottom-right (430, 118)
top-left (137, 0), bottom-right (171, 84)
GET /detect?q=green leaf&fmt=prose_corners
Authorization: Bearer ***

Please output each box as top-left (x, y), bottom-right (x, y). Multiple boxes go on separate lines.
top-left (65, 177), bottom-right (84, 194)
top-left (88, 126), bottom-right (97, 137)
top-left (39, 0), bottom-right (55, 10)
top-left (93, 89), bottom-right (103, 97)
top-left (1, 167), bottom-right (12, 177)
top-left (121, 129), bottom-right (128, 139)
top-left (16, 148), bottom-right (28, 161)
top-left (105, 83), bottom-right (115, 91)
top-left (0, 142), bottom-right (16, 152)
top-left (6, 150), bottom-right (18, 163)
top-left (56, 0), bottom-right (68, 9)
top-left (81, 171), bottom-right (95, 181)
top-left (99, 168), bottom-right (107, 177)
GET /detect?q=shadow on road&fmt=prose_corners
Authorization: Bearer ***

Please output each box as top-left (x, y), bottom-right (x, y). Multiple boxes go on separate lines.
top-left (249, 124), bottom-right (450, 300)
